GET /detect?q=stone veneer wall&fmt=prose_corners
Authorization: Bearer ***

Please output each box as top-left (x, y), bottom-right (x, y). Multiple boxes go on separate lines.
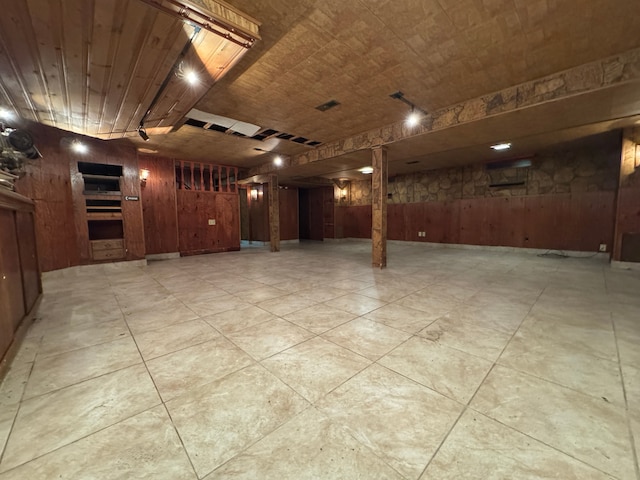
top-left (345, 141), bottom-right (620, 206)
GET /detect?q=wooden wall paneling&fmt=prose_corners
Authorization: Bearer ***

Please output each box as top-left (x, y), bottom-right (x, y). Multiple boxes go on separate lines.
top-left (322, 186), bottom-right (335, 239)
top-left (16, 125), bottom-right (78, 271)
top-left (334, 206), bottom-right (345, 239)
top-left (0, 210), bottom-right (26, 330)
top-left (15, 211), bottom-right (41, 313)
top-left (68, 156), bottom-right (91, 263)
top-left (443, 201), bottom-right (461, 244)
top-left (424, 202), bottom-right (452, 243)
top-left (177, 190), bottom-right (240, 254)
top-left (341, 205), bottom-right (371, 238)
top-left (502, 196), bottom-right (526, 248)
top-left (239, 188), bottom-right (249, 241)
top-left (215, 193), bottom-right (241, 251)
top-left (523, 195), bottom-right (565, 250)
top-left (279, 188), bottom-right (299, 241)
top-left (248, 186), bottom-right (269, 242)
top-left (387, 204), bottom-right (405, 241)
top-left (458, 199), bottom-right (483, 246)
top-left (569, 191), bottom-right (616, 252)
top-left (139, 156), bottom-right (179, 254)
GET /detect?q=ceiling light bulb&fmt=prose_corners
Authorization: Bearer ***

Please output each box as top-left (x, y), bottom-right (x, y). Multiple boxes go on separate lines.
top-left (0, 107), bottom-right (15, 120)
top-left (491, 142), bottom-right (511, 151)
top-left (359, 166), bottom-right (374, 174)
top-left (72, 141), bottom-right (88, 154)
top-left (274, 155), bottom-right (283, 166)
top-left (406, 112), bottom-right (420, 127)
top-left (185, 70), bottom-right (199, 85)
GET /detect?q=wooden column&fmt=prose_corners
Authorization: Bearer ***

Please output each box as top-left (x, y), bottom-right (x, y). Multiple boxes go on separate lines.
top-left (268, 175), bottom-right (280, 252)
top-left (612, 127), bottom-right (640, 261)
top-left (371, 146), bottom-right (387, 268)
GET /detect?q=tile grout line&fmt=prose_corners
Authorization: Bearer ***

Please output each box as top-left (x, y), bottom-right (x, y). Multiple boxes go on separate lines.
top-left (417, 279), bottom-right (547, 476)
top-left (113, 277), bottom-right (201, 480)
top-left (611, 311), bottom-right (640, 480)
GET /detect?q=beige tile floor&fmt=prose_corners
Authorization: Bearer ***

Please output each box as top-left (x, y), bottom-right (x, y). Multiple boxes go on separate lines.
top-left (1, 241), bottom-right (639, 479)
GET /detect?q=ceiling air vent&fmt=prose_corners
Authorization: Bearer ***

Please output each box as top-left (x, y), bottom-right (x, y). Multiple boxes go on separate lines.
top-left (276, 133), bottom-right (294, 140)
top-left (251, 128), bottom-right (279, 141)
top-left (207, 124), bottom-right (228, 133)
top-left (316, 100), bottom-right (340, 112)
top-left (292, 136), bottom-right (309, 144)
top-left (185, 118), bottom-right (207, 128)
top-left (307, 141), bottom-right (322, 147)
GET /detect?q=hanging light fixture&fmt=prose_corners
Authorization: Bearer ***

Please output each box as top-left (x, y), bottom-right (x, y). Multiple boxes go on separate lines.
top-left (389, 91), bottom-right (427, 127)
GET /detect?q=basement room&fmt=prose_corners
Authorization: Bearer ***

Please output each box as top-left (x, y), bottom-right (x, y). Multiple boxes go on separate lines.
top-left (0, 0), bottom-right (639, 478)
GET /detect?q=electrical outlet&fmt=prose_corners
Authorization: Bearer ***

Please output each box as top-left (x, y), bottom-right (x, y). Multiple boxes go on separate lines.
top-left (208, 219), bottom-right (216, 226)
top-left (599, 243), bottom-right (606, 252)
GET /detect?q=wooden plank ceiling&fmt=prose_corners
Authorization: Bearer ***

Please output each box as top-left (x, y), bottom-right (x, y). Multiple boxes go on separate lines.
top-left (0, 0), bottom-right (259, 138)
top-left (2, 0), bottom-right (640, 179)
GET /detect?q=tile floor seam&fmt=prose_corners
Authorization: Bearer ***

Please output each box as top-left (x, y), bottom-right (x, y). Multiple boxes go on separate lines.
top-left (159, 403), bottom-right (206, 479)
top-left (19, 360), bottom-right (147, 403)
top-left (468, 406), bottom-right (623, 480)
top-left (0, 402), bottom-right (167, 476)
top-left (612, 311), bottom-right (640, 480)
top-left (493, 356), bottom-right (626, 405)
top-left (370, 339), bottom-right (472, 408)
top-left (463, 404), bottom-right (628, 480)
top-left (463, 281), bottom-right (545, 410)
top-left (29, 331), bottom-right (130, 361)
top-left (204, 404), bottom-right (318, 478)
top-left (417, 405), bottom-right (469, 479)
top-left (116, 295), bottom-right (203, 478)
top-left (0, 361), bottom-right (35, 467)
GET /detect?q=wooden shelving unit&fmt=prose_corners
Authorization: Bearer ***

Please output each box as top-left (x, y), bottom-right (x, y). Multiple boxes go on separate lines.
top-left (78, 162), bottom-right (126, 262)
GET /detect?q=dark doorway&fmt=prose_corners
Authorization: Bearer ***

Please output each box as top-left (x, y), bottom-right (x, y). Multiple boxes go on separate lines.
top-left (298, 188), bottom-right (324, 240)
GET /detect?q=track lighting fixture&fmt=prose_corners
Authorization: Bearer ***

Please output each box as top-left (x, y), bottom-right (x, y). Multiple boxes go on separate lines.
top-left (389, 91), bottom-right (427, 127)
top-left (138, 124), bottom-right (150, 142)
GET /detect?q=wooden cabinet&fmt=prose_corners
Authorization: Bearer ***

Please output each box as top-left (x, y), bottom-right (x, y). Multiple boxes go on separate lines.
top-left (78, 162), bottom-right (126, 262)
top-left (0, 189), bottom-right (41, 363)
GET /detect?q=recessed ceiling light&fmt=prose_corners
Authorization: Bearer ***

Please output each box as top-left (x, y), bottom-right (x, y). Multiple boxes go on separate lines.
top-left (359, 166), bottom-right (374, 174)
top-left (273, 155), bottom-right (283, 166)
top-left (491, 142), bottom-right (511, 151)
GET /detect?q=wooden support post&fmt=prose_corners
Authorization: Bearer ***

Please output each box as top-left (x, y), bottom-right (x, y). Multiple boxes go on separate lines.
top-left (268, 174), bottom-right (280, 252)
top-left (371, 146), bottom-right (387, 268)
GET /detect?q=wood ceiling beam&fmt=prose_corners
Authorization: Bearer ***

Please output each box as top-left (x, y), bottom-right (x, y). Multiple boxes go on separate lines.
top-left (248, 47), bottom-right (640, 177)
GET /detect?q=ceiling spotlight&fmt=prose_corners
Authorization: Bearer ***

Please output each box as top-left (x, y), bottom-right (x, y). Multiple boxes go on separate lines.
top-left (273, 155), bottom-right (283, 167)
top-left (390, 91), bottom-right (427, 124)
top-left (71, 141), bottom-right (88, 154)
top-left (359, 166), bottom-right (374, 174)
top-left (491, 142), bottom-right (511, 151)
top-left (406, 111), bottom-right (421, 127)
top-left (138, 127), bottom-right (150, 142)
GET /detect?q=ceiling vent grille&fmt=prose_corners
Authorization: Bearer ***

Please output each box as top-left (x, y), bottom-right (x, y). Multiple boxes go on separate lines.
top-left (315, 100), bottom-right (340, 112)
top-left (184, 109), bottom-right (323, 147)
